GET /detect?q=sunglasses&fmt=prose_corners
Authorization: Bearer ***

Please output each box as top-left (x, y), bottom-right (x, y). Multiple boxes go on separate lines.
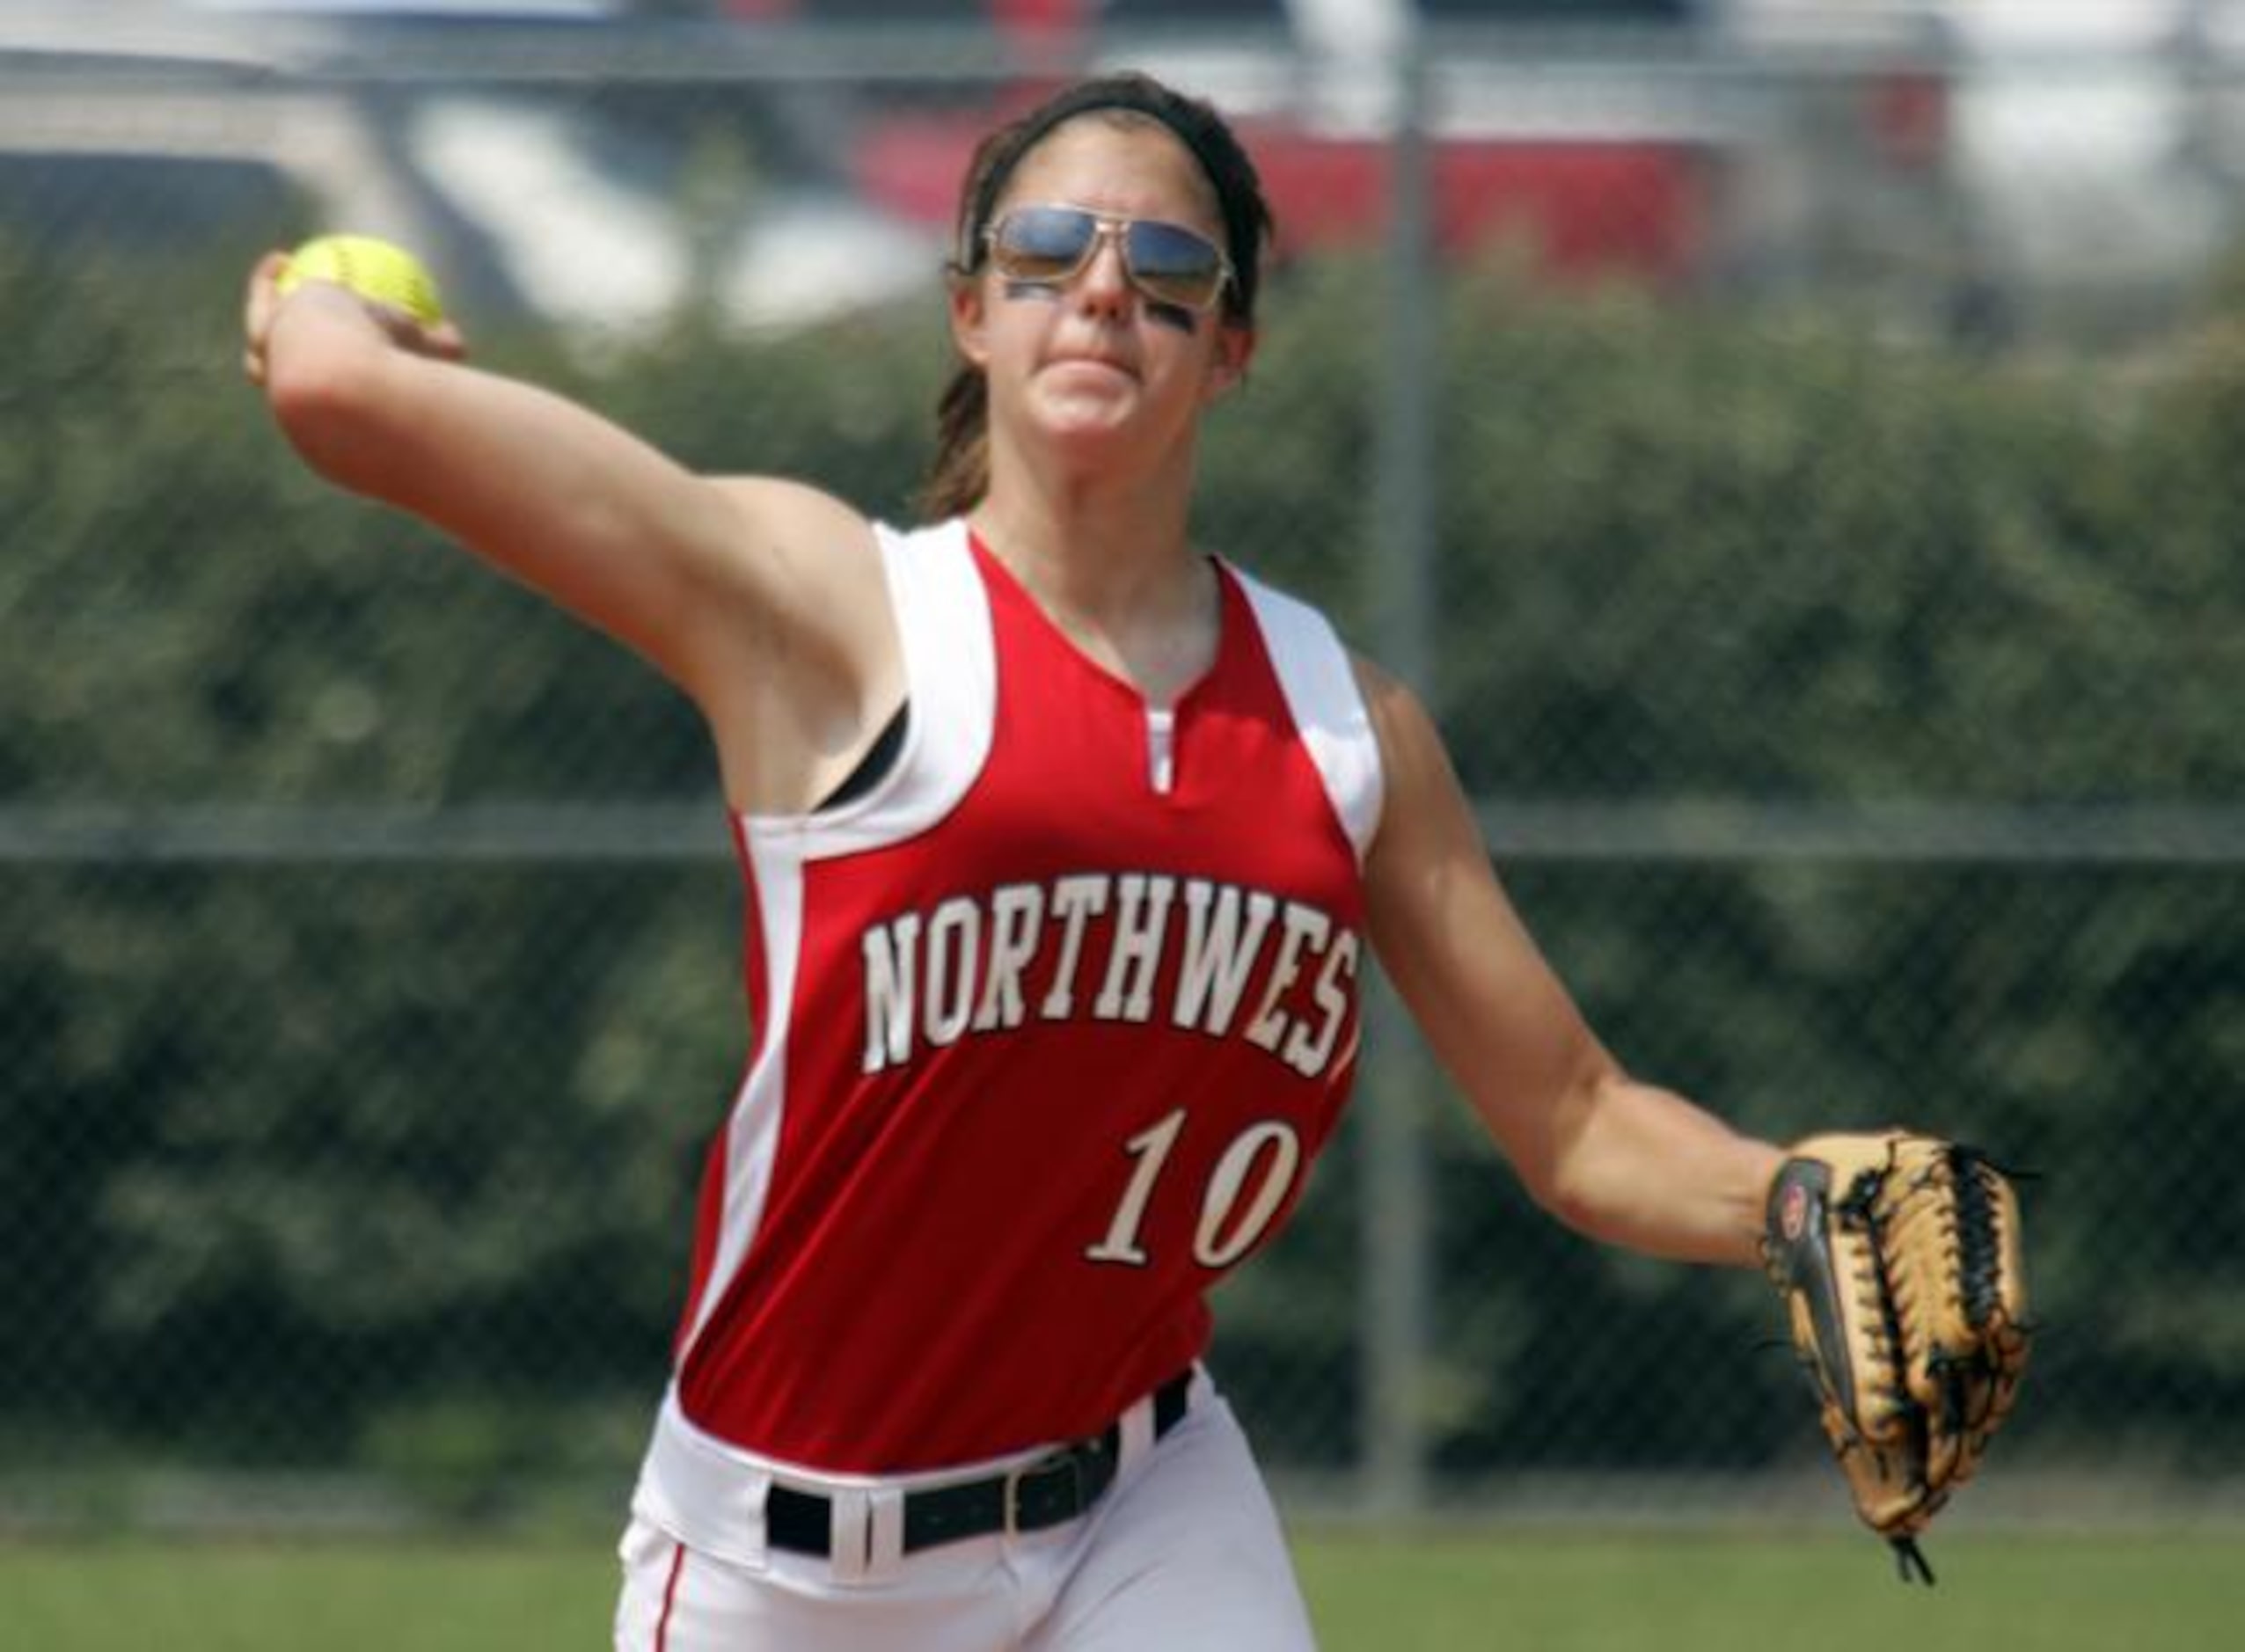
top-left (983, 204), bottom-right (1235, 314)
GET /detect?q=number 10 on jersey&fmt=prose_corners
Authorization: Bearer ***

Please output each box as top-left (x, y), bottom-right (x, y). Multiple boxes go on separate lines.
top-left (1085, 1107), bottom-right (1305, 1271)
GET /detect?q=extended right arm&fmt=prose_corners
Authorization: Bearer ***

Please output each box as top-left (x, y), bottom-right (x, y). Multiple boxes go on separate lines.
top-left (245, 255), bottom-right (899, 814)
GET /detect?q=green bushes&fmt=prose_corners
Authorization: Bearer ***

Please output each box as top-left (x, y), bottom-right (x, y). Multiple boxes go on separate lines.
top-left (4, 231), bottom-right (2238, 1491)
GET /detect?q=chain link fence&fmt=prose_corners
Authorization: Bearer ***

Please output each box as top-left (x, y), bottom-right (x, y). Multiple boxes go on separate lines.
top-left (5, 4), bottom-right (2243, 1538)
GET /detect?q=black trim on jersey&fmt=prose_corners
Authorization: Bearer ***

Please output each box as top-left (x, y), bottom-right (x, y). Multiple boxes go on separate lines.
top-left (816, 702), bottom-right (910, 813)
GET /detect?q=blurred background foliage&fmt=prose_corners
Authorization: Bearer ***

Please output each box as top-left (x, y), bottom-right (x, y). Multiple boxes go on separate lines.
top-left (4, 194), bottom-right (2241, 1522)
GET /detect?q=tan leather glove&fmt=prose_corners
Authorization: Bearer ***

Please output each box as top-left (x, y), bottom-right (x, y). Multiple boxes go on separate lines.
top-left (1762, 1131), bottom-right (2030, 1583)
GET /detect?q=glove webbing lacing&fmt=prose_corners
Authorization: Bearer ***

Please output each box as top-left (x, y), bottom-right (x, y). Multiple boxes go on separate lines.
top-left (1950, 1146), bottom-right (2004, 1331)
top-left (1836, 1164), bottom-right (1941, 1587)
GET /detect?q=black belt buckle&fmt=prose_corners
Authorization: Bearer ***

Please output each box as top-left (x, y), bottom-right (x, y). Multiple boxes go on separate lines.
top-left (1003, 1435), bottom-right (1103, 1537)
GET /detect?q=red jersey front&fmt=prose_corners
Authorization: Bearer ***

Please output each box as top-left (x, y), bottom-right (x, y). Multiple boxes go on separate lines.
top-left (670, 520), bottom-right (1384, 1473)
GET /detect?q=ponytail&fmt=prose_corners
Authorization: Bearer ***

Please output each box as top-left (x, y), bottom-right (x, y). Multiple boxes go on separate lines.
top-left (918, 363), bottom-right (991, 522)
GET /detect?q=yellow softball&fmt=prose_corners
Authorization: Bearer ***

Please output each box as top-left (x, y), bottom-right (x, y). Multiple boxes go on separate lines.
top-left (275, 234), bottom-right (445, 325)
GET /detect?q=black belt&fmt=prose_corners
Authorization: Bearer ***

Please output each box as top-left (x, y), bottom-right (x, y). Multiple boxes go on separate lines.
top-left (766, 1371), bottom-right (1193, 1557)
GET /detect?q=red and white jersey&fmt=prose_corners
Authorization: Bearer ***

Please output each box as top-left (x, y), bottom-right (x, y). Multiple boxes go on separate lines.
top-left (671, 518), bottom-right (1384, 1473)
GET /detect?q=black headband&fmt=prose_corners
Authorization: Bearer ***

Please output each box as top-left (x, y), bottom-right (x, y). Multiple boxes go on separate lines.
top-left (958, 84), bottom-right (1261, 319)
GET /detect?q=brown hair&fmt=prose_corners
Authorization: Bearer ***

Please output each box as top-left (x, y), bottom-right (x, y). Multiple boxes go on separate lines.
top-left (916, 72), bottom-right (1275, 521)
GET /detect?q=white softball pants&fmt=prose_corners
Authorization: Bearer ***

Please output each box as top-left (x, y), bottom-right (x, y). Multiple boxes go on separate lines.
top-left (612, 1369), bottom-right (1318, 1652)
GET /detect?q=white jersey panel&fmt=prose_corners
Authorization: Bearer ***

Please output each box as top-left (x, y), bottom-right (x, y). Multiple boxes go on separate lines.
top-left (678, 830), bottom-right (802, 1362)
top-left (738, 516), bottom-right (997, 864)
top-left (1230, 567), bottom-right (1384, 863)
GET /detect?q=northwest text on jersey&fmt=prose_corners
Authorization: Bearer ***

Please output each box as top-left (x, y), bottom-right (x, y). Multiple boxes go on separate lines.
top-left (858, 872), bottom-right (1360, 1079)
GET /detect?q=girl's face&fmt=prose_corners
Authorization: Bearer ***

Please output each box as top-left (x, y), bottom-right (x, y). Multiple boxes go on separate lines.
top-left (951, 117), bottom-right (1255, 475)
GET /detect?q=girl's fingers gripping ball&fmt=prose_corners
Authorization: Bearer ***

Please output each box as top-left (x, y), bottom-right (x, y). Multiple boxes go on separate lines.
top-left (275, 234), bottom-right (446, 326)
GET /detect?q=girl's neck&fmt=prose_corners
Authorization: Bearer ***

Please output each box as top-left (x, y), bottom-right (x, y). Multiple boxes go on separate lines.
top-left (969, 467), bottom-right (1220, 707)
top-left (970, 460), bottom-right (1201, 624)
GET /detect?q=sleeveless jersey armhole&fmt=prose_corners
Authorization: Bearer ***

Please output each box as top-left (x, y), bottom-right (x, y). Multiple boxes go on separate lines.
top-left (814, 703), bottom-right (911, 813)
top-left (736, 518), bottom-right (994, 859)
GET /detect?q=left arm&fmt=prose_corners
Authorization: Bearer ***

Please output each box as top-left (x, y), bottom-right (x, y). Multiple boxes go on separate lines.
top-left (1355, 657), bottom-right (1781, 1267)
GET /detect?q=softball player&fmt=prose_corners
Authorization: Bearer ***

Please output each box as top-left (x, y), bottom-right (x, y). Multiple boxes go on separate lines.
top-left (246, 70), bottom-right (1784, 1651)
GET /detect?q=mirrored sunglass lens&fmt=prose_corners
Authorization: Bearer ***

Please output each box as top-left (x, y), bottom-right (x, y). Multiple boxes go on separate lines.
top-left (1125, 222), bottom-right (1225, 307)
top-left (994, 208), bottom-right (1098, 281)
